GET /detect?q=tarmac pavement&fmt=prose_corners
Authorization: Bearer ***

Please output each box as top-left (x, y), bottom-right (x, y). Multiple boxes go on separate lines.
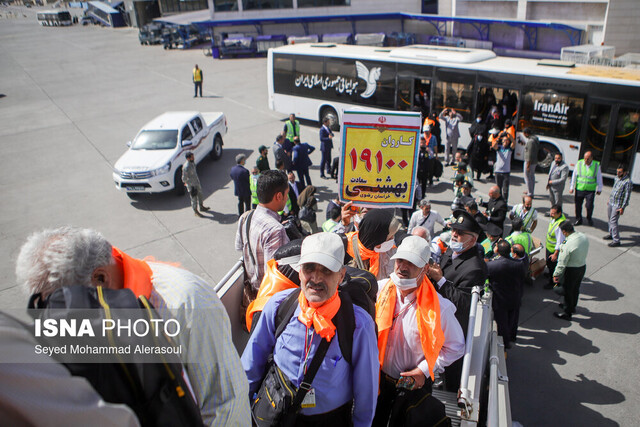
top-left (0, 7), bottom-right (639, 425)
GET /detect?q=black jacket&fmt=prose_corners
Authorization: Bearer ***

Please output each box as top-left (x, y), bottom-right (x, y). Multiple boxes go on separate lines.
top-left (486, 197), bottom-right (508, 231)
top-left (437, 247), bottom-right (489, 334)
top-left (229, 164), bottom-right (250, 198)
top-left (287, 181), bottom-right (304, 215)
top-left (487, 256), bottom-right (527, 310)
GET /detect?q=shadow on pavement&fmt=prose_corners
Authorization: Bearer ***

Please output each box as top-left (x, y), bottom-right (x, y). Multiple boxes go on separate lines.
top-left (127, 148), bottom-right (254, 218)
top-left (509, 311), bottom-right (623, 426)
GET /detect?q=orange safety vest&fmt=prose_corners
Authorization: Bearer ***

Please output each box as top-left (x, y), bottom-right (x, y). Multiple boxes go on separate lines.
top-left (112, 247), bottom-right (153, 299)
top-left (375, 276), bottom-right (444, 380)
top-left (245, 259), bottom-right (298, 331)
top-left (346, 231), bottom-right (381, 278)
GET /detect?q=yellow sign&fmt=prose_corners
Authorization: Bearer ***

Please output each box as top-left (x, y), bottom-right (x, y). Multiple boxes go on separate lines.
top-left (339, 111), bottom-right (421, 208)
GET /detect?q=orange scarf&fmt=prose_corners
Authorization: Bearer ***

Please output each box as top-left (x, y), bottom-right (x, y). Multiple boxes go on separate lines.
top-left (246, 259), bottom-right (298, 331)
top-left (375, 276), bottom-right (444, 380)
top-left (346, 231), bottom-right (381, 278)
top-left (297, 289), bottom-right (341, 342)
top-left (112, 247), bottom-right (153, 299)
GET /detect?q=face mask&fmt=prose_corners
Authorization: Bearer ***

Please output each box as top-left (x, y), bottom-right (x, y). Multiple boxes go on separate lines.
top-left (476, 118), bottom-right (481, 123)
top-left (390, 272), bottom-right (418, 291)
top-left (375, 238), bottom-right (395, 253)
top-left (354, 214), bottom-right (363, 224)
top-left (449, 239), bottom-right (465, 253)
top-left (477, 135), bottom-right (483, 141)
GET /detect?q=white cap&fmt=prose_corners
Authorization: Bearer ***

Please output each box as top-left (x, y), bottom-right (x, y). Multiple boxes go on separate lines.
top-left (297, 233), bottom-right (345, 273)
top-left (391, 236), bottom-right (431, 268)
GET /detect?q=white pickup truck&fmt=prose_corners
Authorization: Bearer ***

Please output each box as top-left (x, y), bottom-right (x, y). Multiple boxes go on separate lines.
top-left (113, 111), bottom-right (227, 197)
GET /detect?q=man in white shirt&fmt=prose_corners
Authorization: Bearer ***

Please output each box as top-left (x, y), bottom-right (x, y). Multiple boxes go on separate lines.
top-left (407, 198), bottom-right (446, 238)
top-left (373, 236), bottom-right (465, 426)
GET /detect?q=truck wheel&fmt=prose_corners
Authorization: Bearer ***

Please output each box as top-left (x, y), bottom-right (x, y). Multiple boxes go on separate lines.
top-left (174, 167), bottom-right (185, 196)
top-left (210, 135), bottom-right (223, 160)
top-left (536, 142), bottom-right (560, 173)
top-left (321, 106), bottom-right (340, 132)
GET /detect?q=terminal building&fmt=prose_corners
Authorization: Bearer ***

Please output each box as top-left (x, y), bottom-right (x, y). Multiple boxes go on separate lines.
top-left (122, 0), bottom-right (638, 57)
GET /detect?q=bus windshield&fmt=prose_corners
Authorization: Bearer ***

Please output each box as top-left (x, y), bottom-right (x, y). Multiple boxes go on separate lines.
top-left (131, 130), bottom-right (178, 150)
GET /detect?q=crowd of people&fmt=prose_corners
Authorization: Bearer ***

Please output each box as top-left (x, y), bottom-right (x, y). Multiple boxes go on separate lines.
top-left (1, 108), bottom-right (631, 426)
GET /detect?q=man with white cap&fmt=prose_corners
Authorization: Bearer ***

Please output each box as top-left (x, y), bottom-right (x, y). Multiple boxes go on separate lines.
top-left (373, 236), bottom-right (465, 427)
top-left (242, 232), bottom-right (379, 426)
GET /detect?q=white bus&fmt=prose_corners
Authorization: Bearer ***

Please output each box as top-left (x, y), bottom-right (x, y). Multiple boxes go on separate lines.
top-left (37, 10), bottom-right (73, 26)
top-left (267, 43), bottom-right (640, 182)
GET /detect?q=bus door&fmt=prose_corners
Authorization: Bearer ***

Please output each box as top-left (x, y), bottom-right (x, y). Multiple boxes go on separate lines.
top-left (396, 76), bottom-right (432, 121)
top-left (476, 85), bottom-right (521, 153)
top-left (583, 101), bottom-right (640, 176)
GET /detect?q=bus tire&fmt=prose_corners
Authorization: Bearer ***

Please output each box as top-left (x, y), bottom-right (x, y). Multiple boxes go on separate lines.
top-left (174, 167), bottom-right (185, 196)
top-left (536, 142), bottom-right (560, 173)
top-left (321, 106), bottom-right (340, 132)
top-left (210, 134), bottom-right (223, 160)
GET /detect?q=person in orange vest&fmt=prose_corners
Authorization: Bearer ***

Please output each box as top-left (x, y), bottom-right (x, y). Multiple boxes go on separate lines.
top-left (346, 209), bottom-right (402, 280)
top-left (245, 240), bottom-right (302, 332)
top-left (373, 236), bottom-right (464, 426)
top-left (192, 64), bottom-right (203, 97)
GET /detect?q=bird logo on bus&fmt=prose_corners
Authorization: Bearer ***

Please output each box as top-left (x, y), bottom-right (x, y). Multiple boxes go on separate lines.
top-left (355, 61), bottom-right (381, 99)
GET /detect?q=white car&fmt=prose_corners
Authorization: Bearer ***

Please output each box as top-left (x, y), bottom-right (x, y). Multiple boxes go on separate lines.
top-left (113, 111), bottom-right (227, 197)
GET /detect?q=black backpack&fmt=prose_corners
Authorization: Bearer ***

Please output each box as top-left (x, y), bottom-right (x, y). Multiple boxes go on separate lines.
top-left (28, 286), bottom-right (203, 427)
top-left (274, 267), bottom-right (377, 365)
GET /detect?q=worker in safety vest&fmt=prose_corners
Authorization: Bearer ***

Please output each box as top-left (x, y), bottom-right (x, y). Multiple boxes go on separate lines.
top-left (245, 240), bottom-right (302, 332)
top-left (506, 218), bottom-right (533, 256)
top-left (569, 151), bottom-right (602, 226)
top-left (192, 64), bottom-right (203, 98)
top-left (322, 206), bottom-right (345, 233)
top-left (250, 167), bottom-right (260, 209)
top-left (283, 113), bottom-right (300, 144)
top-left (544, 204), bottom-right (566, 289)
top-left (480, 222), bottom-right (502, 260)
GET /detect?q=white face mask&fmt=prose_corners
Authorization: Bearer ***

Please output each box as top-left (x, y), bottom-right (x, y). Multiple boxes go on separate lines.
top-left (375, 238), bottom-right (395, 253)
top-left (354, 214), bottom-right (363, 224)
top-left (390, 272), bottom-right (418, 291)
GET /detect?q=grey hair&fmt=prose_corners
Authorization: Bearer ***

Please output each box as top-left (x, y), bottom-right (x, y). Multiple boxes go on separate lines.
top-left (418, 198), bottom-right (431, 208)
top-left (16, 227), bottom-right (115, 296)
top-left (411, 226), bottom-right (431, 242)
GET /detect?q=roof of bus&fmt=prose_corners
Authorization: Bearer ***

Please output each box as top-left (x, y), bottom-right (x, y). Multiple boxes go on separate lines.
top-left (271, 44), bottom-right (640, 87)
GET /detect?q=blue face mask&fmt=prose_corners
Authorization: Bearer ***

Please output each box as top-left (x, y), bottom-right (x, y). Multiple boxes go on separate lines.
top-left (449, 240), bottom-right (465, 253)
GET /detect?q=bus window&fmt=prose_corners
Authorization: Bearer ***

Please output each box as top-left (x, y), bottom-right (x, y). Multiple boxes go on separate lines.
top-left (609, 107), bottom-right (639, 173)
top-left (273, 54), bottom-right (294, 95)
top-left (292, 56), bottom-right (325, 100)
top-left (435, 80), bottom-right (474, 121)
top-left (521, 90), bottom-right (584, 141)
top-left (477, 87), bottom-right (519, 128)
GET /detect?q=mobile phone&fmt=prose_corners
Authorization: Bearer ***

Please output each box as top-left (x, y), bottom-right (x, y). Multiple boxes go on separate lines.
top-left (396, 376), bottom-right (415, 390)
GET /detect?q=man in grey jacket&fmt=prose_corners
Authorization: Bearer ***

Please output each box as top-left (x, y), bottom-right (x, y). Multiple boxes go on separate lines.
top-left (521, 128), bottom-right (540, 197)
top-left (546, 152), bottom-right (569, 214)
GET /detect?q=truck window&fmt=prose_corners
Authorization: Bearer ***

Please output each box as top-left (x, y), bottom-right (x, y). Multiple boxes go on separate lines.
top-left (191, 117), bottom-right (203, 133)
top-left (181, 125), bottom-right (193, 142)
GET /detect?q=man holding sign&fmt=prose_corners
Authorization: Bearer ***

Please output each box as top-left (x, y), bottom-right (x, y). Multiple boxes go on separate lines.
top-left (338, 111), bottom-right (422, 210)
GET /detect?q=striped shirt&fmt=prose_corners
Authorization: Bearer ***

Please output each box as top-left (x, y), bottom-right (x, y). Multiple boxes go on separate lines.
top-left (610, 174), bottom-right (632, 209)
top-left (235, 205), bottom-right (289, 290)
top-left (149, 262), bottom-right (251, 427)
top-left (509, 203), bottom-right (538, 232)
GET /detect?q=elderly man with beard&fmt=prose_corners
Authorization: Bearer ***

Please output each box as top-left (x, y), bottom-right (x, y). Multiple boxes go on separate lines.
top-left (373, 237), bottom-right (464, 427)
top-left (242, 233), bottom-right (379, 426)
top-left (427, 210), bottom-right (488, 391)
